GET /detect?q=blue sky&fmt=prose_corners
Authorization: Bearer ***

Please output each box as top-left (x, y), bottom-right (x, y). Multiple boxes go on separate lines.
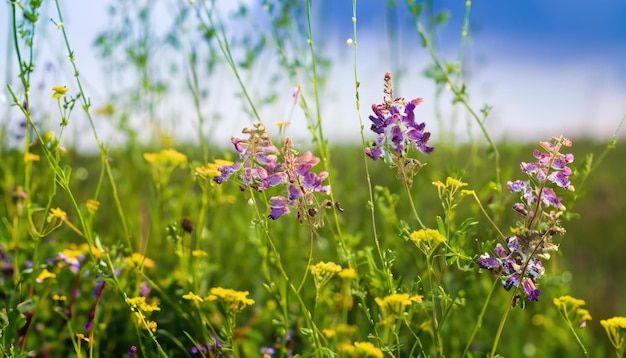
top-left (2, 1), bottom-right (625, 148)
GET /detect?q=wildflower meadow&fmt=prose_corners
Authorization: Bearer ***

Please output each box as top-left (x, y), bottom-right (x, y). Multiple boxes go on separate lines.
top-left (2, 1), bottom-right (626, 357)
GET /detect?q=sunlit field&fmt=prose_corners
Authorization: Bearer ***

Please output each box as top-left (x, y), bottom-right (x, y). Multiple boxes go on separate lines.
top-left (2, 1), bottom-right (626, 357)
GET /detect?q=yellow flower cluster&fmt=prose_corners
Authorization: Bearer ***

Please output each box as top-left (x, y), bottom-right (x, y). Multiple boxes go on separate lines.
top-left (410, 229), bottom-right (446, 246)
top-left (126, 296), bottom-right (160, 333)
top-left (553, 295), bottom-right (592, 328)
top-left (194, 159), bottom-right (234, 179)
top-left (143, 149), bottom-right (188, 167)
top-left (144, 148), bottom-right (188, 186)
top-left (338, 341), bottom-right (383, 358)
top-left (206, 287), bottom-right (255, 314)
top-left (375, 293), bottom-right (423, 325)
top-left (36, 268), bottom-right (56, 283)
top-left (410, 228), bottom-right (446, 257)
top-left (47, 207), bottom-right (68, 223)
top-left (311, 261), bottom-right (343, 289)
top-left (124, 252), bottom-right (156, 269)
top-left (126, 296), bottom-right (161, 313)
top-left (600, 316), bottom-right (626, 354)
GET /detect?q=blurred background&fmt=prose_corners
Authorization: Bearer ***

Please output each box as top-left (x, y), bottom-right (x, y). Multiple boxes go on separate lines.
top-left (2, 1), bottom-right (625, 149)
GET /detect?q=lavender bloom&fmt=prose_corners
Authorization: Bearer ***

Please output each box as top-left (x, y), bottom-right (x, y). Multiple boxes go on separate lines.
top-left (215, 123), bottom-right (331, 223)
top-left (477, 136), bottom-right (574, 303)
top-left (365, 72), bottom-right (433, 162)
top-left (477, 235), bottom-right (552, 301)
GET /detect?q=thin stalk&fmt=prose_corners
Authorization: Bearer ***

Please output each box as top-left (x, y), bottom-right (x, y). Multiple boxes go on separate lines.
top-left (351, 0), bottom-right (393, 293)
top-left (462, 278), bottom-right (499, 357)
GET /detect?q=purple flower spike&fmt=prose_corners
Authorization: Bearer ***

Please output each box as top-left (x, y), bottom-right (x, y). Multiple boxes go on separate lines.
top-left (365, 72), bottom-right (433, 162)
top-left (478, 136), bottom-right (574, 304)
top-left (214, 123), bottom-right (331, 223)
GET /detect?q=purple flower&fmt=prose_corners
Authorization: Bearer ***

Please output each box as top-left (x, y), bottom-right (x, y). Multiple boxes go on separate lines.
top-left (128, 346), bottom-right (137, 357)
top-left (215, 123), bottom-right (331, 223)
top-left (269, 196), bottom-right (290, 219)
top-left (478, 136), bottom-right (574, 303)
top-left (365, 73), bottom-right (433, 163)
top-left (477, 234), bottom-right (551, 302)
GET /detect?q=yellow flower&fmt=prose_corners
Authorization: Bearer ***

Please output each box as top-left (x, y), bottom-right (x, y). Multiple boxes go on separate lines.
top-left (86, 199), bottom-right (100, 215)
top-left (125, 252), bottom-right (156, 269)
top-left (52, 85), bottom-right (69, 99)
top-left (147, 320), bottom-right (157, 332)
top-left (195, 159), bottom-right (233, 179)
top-left (553, 295), bottom-right (586, 311)
top-left (410, 229), bottom-right (446, 246)
top-left (47, 207), bottom-right (67, 223)
top-left (52, 294), bottom-right (67, 301)
top-left (36, 269), bottom-right (56, 283)
top-left (554, 295), bottom-right (592, 328)
top-left (339, 341), bottom-right (383, 358)
top-left (126, 296), bottom-right (161, 313)
top-left (191, 250), bottom-right (208, 257)
top-left (375, 293), bottom-right (423, 325)
top-left (600, 316), bottom-right (626, 354)
top-left (206, 287), bottom-right (254, 314)
top-left (25, 152), bottom-right (40, 161)
top-left (338, 268), bottom-right (357, 281)
top-left (311, 261), bottom-right (342, 289)
top-left (323, 328), bottom-right (336, 338)
top-left (182, 291), bottom-right (204, 303)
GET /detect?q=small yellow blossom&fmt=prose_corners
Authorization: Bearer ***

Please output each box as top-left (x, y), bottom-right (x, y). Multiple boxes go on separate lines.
top-left (410, 229), bottom-right (446, 246)
top-left (311, 261), bottom-right (342, 289)
top-left (375, 293), bottom-right (423, 325)
top-left (126, 296), bottom-right (161, 313)
top-left (206, 287), bottom-right (254, 314)
top-left (410, 228), bottom-right (447, 256)
top-left (144, 149), bottom-right (187, 167)
top-left (182, 291), bottom-right (204, 303)
top-left (52, 294), bottom-right (67, 301)
top-left (323, 328), bottom-right (336, 338)
top-left (195, 159), bottom-right (233, 179)
top-left (554, 295), bottom-right (592, 328)
top-left (600, 316), bottom-right (626, 355)
top-left (147, 320), bottom-right (158, 332)
top-left (338, 268), bottom-right (357, 281)
top-left (44, 131), bottom-right (55, 143)
top-left (339, 341), bottom-right (383, 358)
top-left (553, 295), bottom-right (586, 311)
top-left (56, 21), bottom-right (64, 29)
top-left (47, 207), bottom-right (67, 223)
top-left (86, 199), bottom-right (100, 215)
top-left (36, 268), bottom-right (56, 283)
top-left (191, 250), bottom-right (208, 257)
top-left (52, 85), bottom-right (68, 99)
top-left (125, 252), bottom-right (156, 269)
top-left (25, 152), bottom-right (40, 161)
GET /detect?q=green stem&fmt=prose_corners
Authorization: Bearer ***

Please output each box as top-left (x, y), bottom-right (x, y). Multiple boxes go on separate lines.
top-left (489, 287), bottom-right (519, 357)
top-left (462, 278), bottom-right (499, 357)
